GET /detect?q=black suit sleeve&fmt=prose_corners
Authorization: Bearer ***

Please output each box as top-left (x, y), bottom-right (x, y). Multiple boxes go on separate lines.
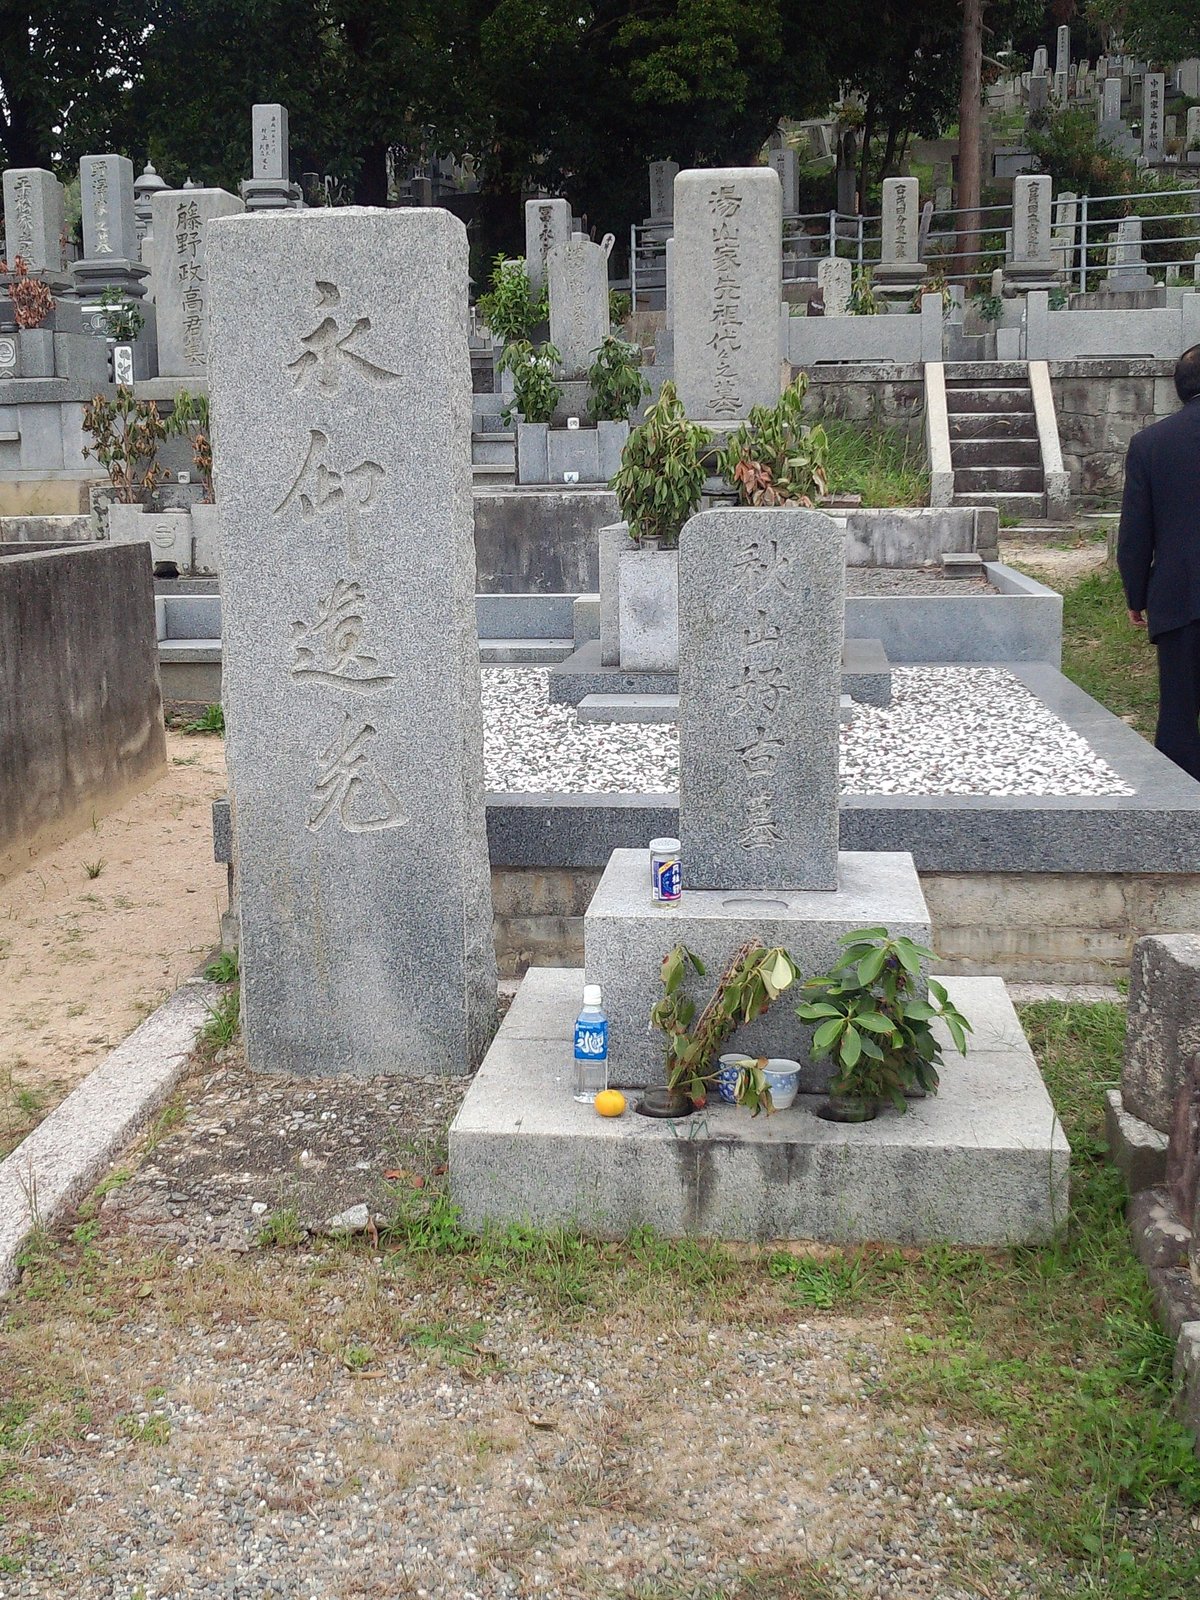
top-left (1117, 434), bottom-right (1154, 613)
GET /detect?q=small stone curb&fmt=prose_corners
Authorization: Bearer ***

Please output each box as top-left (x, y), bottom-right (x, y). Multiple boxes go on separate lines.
top-left (0, 978), bottom-right (219, 1293)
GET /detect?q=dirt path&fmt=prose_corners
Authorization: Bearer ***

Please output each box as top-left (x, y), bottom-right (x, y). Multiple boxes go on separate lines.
top-left (1000, 537), bottom-right (1110, 588)
top-left (0, 730), bottom-right (228, 1155)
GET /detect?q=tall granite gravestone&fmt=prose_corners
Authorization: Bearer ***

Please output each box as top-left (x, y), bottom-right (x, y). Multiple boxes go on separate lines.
top-left (1188, 106), bottom-right (1200, 152)
top-left (767, 146), bottom-right (799, 215)
top-left (547, 234), bottom-right (609, 378)
top-left (151, 187), bottom-right (244, 377)
top-left (1143, 73), bottom-right (1166, 160)
top-left (673, 166), bottom-right (782, 423)
top-left (1, 168), bottom-right (66, 278)
top-left (74, 155), bottom-right (150, 306)
top-left (1004, 173), bottom-right (1058, 293)
top-left (524, 198), bottom-right (571, 296)
top-left (1032, 45), bottom-right (1048, 78)
top-left (1100, 76), bottom-right (1123, 130)
top-left (679, 509), bottom-right (842, 892)
top-left (648, 161), bottom-right (679, 224)
top-left (206, 206), bottom-right (497, 1077)
top-left (1029, 75), bottom-right (1050, 118)
top-left (817, 255), bottom-right (852, 315)
top-left (244, 104), bottom-right (303, 211)
top-left (874, 177), bottom-right (925, 298)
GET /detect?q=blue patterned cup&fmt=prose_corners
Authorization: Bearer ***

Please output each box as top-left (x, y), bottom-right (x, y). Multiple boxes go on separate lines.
top-left (715, 1054), bottom-right (753, 1104)
top-left (762, 1058), bottom-right (801, 1111)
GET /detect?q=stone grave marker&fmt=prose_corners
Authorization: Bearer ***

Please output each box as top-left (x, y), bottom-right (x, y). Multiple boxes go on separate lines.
top-left (1, 168), bottom-right (65, 275)
top-left (817, 255), bottom-right (852, 315)
top-left (648, 160), bottom-right (679, 223)
top-left (1180, 59), bottom-right (1200, 100)
top-left (206, 205), bottom-right (496, 1076)
top-left (1029, 75), bottom-right (1049, 117)
top-left (673, 166), bottom-right (782, 422)
top-left (524, 198), bottom-right (570, 296)
top-left (1188, 106), bottom-right (1200, 151)
top-left (875, 176), bottom-right (925, 297)
top-left (547, 234), bottom-right (609, 379)
top-left (678, 508), bottom-right (843, 891)
top-left (151, 187), bottom-right (244, 376)
top-left (767, 146), bottom-right (799, 215)
top-left (244, 104), bottom-right (302, 210)
top-left (74, 154), bottom-right (149, 308)
top-left (1143, 72), bottom-right (1166, 159)
top-left (1032, 45), bottom-right (1048, 78)
top-left (1104, 215), bottom-right (1155, 291)
top-left (1100, 76), bottom-right (1123, 128)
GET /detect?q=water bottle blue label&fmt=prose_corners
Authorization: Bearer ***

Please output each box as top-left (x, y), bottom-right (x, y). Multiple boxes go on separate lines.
top-left (574, 1021), bottom-right (608, 1060)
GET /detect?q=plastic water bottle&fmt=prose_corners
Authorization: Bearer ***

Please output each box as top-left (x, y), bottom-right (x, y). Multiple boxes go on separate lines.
top-left (573, 984), bottom-right (609, 1103)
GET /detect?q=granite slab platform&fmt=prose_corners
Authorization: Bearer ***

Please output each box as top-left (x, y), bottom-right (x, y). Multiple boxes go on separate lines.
top-left (449, 968), bottom-right (1070, 1245)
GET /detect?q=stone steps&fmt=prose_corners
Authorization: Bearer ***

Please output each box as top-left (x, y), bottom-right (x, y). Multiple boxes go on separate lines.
top-left (949, 412), bottom-right (1038, 441)
top-left (472, 462), bottom-right (515, 485)
top-left (953, 489), bottom-right (1047, 517)
top-left (951, 437), bottom-right (1041, 468)
top-left (472, 431), bottom-right (516, 467)
top-left (944, 384), bottom-right (1032, 412)
top-left (946, 366), bottom-right (1045, 517)
top-left (953, 464), bottom-right (1045, 494)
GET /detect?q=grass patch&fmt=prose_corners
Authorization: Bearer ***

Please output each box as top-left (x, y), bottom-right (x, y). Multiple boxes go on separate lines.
top-left (1060, 565), bottom-right (1158, 739)
top-left (821, 416), bottom-right (929, 507)
top-left (197, 985), bottom-right (239, 1056)
top-left (181, 703), bottom-right (225, 735)
top-left (203, 949), bottom-right (239, 985)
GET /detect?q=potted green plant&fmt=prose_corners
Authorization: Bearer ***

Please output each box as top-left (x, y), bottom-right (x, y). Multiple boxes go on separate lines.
top-left (167, 390), bottom-right (218, 571)
top-left (477, 255), bottom-right (548, 346)
top-left (582, 334), bottom-right (648, 481)
top-left (644, 941), bottom-right (800, 1117)
top-left (717, 373), bottom-right (830, 508)
top-left (83, 387), bottom-right (188, 561)
top-left (499, 340), bottom-right (565, 483)
top-left (795, 927), bottom-right (972, 1123)
top-left (1, 255), bottom-right (56, 376)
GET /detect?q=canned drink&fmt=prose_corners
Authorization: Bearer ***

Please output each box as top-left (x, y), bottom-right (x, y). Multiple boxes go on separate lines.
top-left (649, 836), bottom-right (682, 902)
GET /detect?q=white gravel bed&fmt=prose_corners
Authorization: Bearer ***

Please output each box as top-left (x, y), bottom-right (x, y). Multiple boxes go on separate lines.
top-left (482, 667), bottom-right (1133, 798)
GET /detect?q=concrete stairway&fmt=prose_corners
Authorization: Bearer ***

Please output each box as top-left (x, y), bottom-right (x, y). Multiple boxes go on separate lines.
top-left (472, 394), bottom-right (515, 484)
top-left (945, 365), bottom-right (1045, 519)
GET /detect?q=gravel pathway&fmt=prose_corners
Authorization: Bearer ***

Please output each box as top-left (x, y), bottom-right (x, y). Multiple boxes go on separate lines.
top-left (844, 570), bottom-right (995, 595)
top-left (482, 667), bottom-right (1133, 798)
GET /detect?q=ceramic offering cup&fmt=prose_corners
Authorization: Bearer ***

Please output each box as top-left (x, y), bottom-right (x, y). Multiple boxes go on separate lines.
top-left (716, 1054), bottom-right (753, 1104)
top-left (762, 1058), bottom-right (801, 1111)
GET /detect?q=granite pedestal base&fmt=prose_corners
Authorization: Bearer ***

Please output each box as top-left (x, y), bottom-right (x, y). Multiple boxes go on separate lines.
top-left (584, 848), bottom-right (930, 1090)
top-left (449, 968), bottom-right (1070, 1245)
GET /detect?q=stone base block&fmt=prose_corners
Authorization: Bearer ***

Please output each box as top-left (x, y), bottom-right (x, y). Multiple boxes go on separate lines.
top-left (1105, 1089), bottom-right (1170, 1192)
top-left (584, 848), bottom-right (930, 1089)
top-left (449, 967), bottom-right (1070, 1245)
top-left (842, 637), bottom-right (892, 707)
top-left (576, 693), bottom-right (678, 724)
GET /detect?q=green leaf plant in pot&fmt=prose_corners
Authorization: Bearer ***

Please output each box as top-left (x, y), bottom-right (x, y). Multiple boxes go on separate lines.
top-left (498, 340), bottom-right (562, 425)
top-left (718, 371), bottom-right (830, 508)
top-left (795, 927), bottom-right (972, 1123)
top-left (644, 940), bottom-right (799, 1117)
top-left (610, 379), bottom-right (711, 550)
top-left (586, 334), bottom-right (648, 423)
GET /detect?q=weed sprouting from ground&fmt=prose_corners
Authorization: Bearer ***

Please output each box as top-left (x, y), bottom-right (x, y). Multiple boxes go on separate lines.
top-left (203, 949), bottom-right (239, 984)
top-left (182, 704), bottom-right (225, 735)
top-left (821, 416), bottom-right (930, 507)
top-left (197, 986), bottom-right (239, 1055)
top-left (82, 860), bottom-right (105, 880)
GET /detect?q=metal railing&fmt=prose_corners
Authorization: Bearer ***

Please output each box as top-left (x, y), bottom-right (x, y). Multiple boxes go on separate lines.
top-left (629, 185), bottom-right (1200, 306)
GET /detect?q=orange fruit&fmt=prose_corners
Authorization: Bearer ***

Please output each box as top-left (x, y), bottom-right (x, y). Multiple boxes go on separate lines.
top-left (594, 1090), bottom-right (626, 1118)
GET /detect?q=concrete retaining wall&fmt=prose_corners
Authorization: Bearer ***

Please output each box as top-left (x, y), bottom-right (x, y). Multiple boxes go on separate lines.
top-left (0, 542), bottom-right (166, 877)
top-left (473, 486), bottom-right (619, 593)
top-left (1050, 359), bottom-right (1179, 500)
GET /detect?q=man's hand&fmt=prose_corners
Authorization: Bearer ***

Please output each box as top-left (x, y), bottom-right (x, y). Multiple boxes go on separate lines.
top-left (1128, 609), bottom-right (1147, 628)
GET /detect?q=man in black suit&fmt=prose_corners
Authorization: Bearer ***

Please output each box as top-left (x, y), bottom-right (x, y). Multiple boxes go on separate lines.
top-left (1118, 343), bottom-right (1200, 780)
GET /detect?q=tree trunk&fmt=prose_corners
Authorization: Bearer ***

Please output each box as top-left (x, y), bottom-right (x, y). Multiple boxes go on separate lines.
top-left (955, 0), bottom-right (985, 283)
top-left (857, 95), bottom-right (876, 213)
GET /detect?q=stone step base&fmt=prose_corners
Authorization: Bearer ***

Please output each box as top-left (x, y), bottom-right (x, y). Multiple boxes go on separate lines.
top-left (951, 438), bottom-right (1042, 468)
top-left (945, 387), bottom-right (1033, 412)
top-left (448, 966), bottom-right (1070, 1245)
top-left (479, 638), bottom-right (575, 665)
top-left (953, 490), bottom-right (1047, 517)
top-left (576, 693), bottom-right (679, 724)
top-left (955, 465), bottom-right (1045, 494)
top-left (472, 463), bottom-right (515, 485)
top-left (950, 412), bottom-right (1038, 441)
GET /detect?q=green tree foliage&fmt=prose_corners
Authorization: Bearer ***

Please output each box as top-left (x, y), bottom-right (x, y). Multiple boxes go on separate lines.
top-left (1086, 0), bottom-right (1200, 68)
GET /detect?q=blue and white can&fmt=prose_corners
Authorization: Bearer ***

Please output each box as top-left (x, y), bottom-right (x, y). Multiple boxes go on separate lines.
top-left (649, 836), bottom-right (682, 902)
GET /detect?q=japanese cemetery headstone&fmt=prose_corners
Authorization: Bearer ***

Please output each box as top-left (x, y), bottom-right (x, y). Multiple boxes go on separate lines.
top-left (817, 255), bottom-right (852, 315)
top-left (74, 154), bottom-right (149, 310)
top-left (547, 234), bottom-right (609, 378)
top-left (1, 168), bottom-right (65, 276)
top-left (206, 206), bottom-right (496, 1077)
top-left (1028, 75), bottom-right (1049, 118)
top-left (1105, 215), bottom-right (1155, 292)
top-left (152, 187), bottom-right (244, 377)
top-left (875, 176), bottom-right (925, 296)
top-left (678, 509), bottom-right (842, 891)
top-left (1100, 76), bottom-right (1123, 129)
top-left (673, 166), bottom-right (782, 423)
top-left (767, 145), bottom-right (799, 215)
top-left (648, 161), bottom-right (679, 224)
top-left (1032, 45), bottom-right (1048, 78)
top-left (1187, 106), bottom-right (1200, 152)
top-left (1005, 173), bottom-right (1057, 293)
top-left (1143, 73), bottom-right (1166, 160)
top-left (244, 104), bottom-right (301, 211)
top-left (524, 199), bottom-right (571, 296)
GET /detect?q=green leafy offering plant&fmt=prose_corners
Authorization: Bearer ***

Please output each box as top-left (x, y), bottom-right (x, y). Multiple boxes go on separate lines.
top-left (608, 289), bottom-right (632, 325)
top-left (795, 927), bottom-right (972, 1112)
top-left (82, 387), bottom-right (167, 504)
top-left (847, 270), bottom-right (880, 316)
top-left (98, 287), bottom-right (145, 343)
top-left (611, 379), bottom-right (711, 547)
top-left (972, 290), bottom-right (1004, 324)
top-left (719, 373), bottom-right (829, 507)
top-left (165, 389), bottom-right (213, 501)
top-left (586, 334), bottom-right (648, 422)
top-left (650, 941), bottom-right (800, 1111)
top-left (497, 340), bottom-right (562, 425)
top-left (477, 255), bottom-right (548, 343)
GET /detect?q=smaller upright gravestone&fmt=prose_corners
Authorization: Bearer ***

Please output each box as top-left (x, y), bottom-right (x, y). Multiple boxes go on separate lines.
top-left (524, 198), bottom-right (571, 296)
top-left (152, 187), bottom-right (244, 376)
top-left (1187, 106), bottom-right (1200, 152)
top-left (547, 235), bottom-right (609, 379)
top-left (767, 146), bottom-right (799, 215)
top-left (1100, 76), bottom-right (1123, 128)
top-left (1104, 216), bottom-right (1155, 292)
top-left (648, 160), bottom-right (679, 223)
top-left (817, 255), bottom-right (852, 315)
top-left (874, 177), bottom-right (925, 297)
top-left (678, 508), bottom-right (843, 891)
top-left (673, 166), bottom-right (782, 423)
top-left (1, 168), bottom-right (65, 277)
top-left (1003, 174), bottom-right (1058, 295)
top-left (244, 104), bottom-right (302, 211)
